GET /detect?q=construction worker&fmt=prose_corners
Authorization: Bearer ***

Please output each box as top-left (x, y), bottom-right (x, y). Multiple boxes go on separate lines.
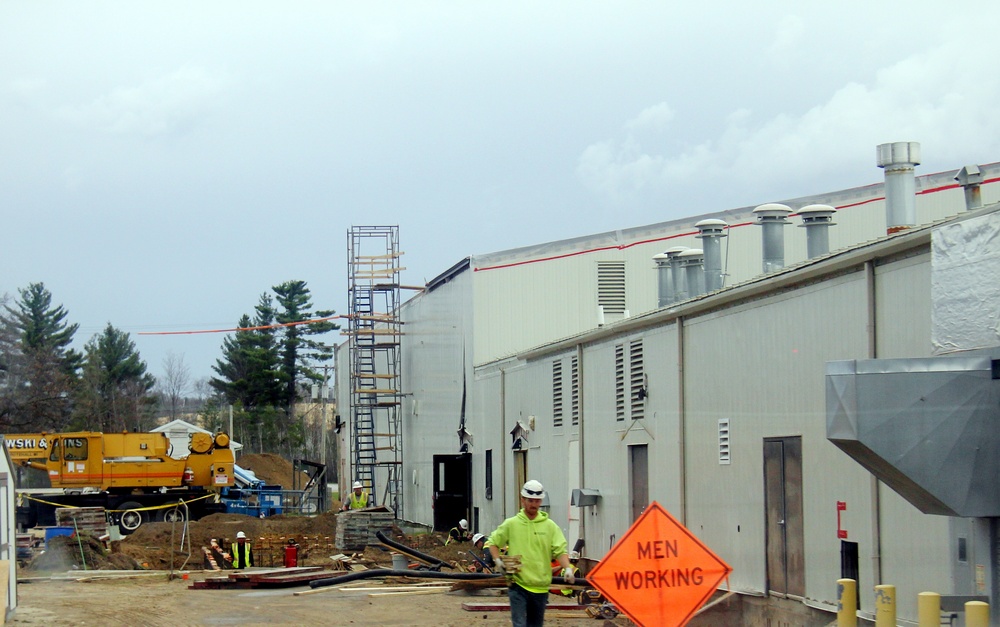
top-left (446, 518), bottom-right (470, 545)
top-left (341, 481), bottom-right (369, 511)
top-left (231, 531), bottom-right (254, 569)
top-left (487, 480), bottom-right (573, 627)
top-left (470, 532), bottom-right (495, 572)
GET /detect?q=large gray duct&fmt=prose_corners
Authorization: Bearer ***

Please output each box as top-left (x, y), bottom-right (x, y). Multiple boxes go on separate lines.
top-left (827, 352), bottom-right (1000, 517)
top-left (797, 204), bottom-right (836, 259)
top-left (695, 219), bottom-right (727, 292)
top-left (876, 141), bottom-right (921, 234)
top-left (753, 203), bottom-right (791, 273)
top-left (665, 246), bottom-right (689, 303)
top-left (654, 246), bottom-right (688, 307)
top-left (955, 164), bottom-right (984, 211)
top-left (677, 248), bottom-right (704, 299)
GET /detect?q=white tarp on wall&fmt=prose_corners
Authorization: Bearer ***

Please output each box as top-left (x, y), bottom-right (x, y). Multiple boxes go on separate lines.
top-left (932, 208), bottom-right (1000, 353)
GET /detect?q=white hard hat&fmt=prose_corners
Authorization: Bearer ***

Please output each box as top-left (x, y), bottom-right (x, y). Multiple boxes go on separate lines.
top-left (521, 479), bottom-right (545, 499)
top-left (353, 481), bottom-right (363, 489)
top-left (459, 519), bottom-right (468, 529)
top-left (236, 531), bottom-right (246, 539)
top-left (472, 533), bottom-right (485, 545)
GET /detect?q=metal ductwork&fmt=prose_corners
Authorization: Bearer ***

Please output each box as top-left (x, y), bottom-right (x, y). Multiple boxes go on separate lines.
top-left (826, 352), bottom-right (1000, 517)
top-left (753, 203), bottom-right (791, 274)
top-left (797, 204), bottom-right (836, 259)
top-left (677, 248), bottom-right (704, 299)
top-left (955, 164), bottom-right (984, 211)
top-left (876, 141), bottom-right (921, 234)
top-left (653, 252), bottom-right (672, 308)
top-left (695, 219), bottom-right (728, 292)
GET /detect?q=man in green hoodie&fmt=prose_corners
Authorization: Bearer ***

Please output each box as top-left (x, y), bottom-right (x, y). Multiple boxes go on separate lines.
top-left (487, 480), bottom-right (574, 627)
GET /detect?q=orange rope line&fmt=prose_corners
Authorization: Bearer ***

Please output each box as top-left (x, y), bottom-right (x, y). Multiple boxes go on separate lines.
top-left (137, 316), bottom-right (342, 336)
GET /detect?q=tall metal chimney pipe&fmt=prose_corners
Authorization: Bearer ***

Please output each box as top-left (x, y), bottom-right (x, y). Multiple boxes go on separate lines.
top-left (695, 219), bottom-right (728, 292)
top-left (797, 204), bottom-right (836, 259)
top-left (753, 203), bottom-right (792, 274)
top-left (876, 141), bottom-right (920, 234)
top-left (677, 248), bottom-right (705, 299)
top-left (664, 246), bottom-right (689, 303)
top-left (653, 252), bottom-right (672, 307)
top-left (955, 165), bottom-right (983, 211)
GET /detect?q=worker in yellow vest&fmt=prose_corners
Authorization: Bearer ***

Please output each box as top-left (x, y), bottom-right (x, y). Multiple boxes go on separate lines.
top-left (341, 481), bottom-right (369, 511)
top-left (231, 531), bottom-right (254, 569)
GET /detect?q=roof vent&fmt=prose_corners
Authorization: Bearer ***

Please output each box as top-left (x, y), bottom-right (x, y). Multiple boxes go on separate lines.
top-left (661, 246), bottom-right (689, 305)
top-left (797, 204), bottom-right (836, 258)
top-left (677, 248), bottom-right (705, 299)
top-left (753, 203), bottom-right (792, 273)
top-left (876, 141), bottom-right (920, 234)
top-left (695, 219), bottom-right (728, 292)
top-left (955, 165), bottom-right (983, 211)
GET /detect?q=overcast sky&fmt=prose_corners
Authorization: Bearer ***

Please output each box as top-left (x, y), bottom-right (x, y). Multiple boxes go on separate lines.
top-left (3, 2), bottom-right (999, 385)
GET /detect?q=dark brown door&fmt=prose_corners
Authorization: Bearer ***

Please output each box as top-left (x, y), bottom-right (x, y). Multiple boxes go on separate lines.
top-left (629, 444), bottom-right (649, 523)
top-left (764, 437), bottom-right (805, 597)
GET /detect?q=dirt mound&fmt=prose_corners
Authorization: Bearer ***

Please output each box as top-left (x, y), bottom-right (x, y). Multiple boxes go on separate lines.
top-left (235, 453), bottom-right (310, 490)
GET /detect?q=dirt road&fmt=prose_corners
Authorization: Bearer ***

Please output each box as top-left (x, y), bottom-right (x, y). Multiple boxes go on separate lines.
top-left (10, 573), bottom-right (601, 626)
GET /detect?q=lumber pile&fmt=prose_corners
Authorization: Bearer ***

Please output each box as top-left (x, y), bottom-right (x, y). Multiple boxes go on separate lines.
top-left (56, 507), bottom-right (108, 538)
top-left (189, 566), bottom-right (332, 590)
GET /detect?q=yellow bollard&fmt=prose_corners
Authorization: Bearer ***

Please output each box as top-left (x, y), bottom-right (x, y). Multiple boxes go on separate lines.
top-left (917, 591), bottom-right (940, 627)
top-left (837, 579), bottom-right (857, 627)
top-left (874, 584), bottom-right (895, 627)
top-left (965, 600), bottom-right (989, 627)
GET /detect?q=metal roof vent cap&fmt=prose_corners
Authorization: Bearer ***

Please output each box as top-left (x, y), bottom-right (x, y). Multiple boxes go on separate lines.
top-left (676, 248), bottom-right (705, 299)
top-left (753, 203), bottom-right (792, 274)
top-left (876, 141), bottom-right (920, 234)
top-left (695, 219), bottom-right (728, 293)
top-left (797, 204), bottom-right (836, 259)
top-left (955, 164), bottom-right (983, 211)
top-left (662, 246), bottom-right (689, 304)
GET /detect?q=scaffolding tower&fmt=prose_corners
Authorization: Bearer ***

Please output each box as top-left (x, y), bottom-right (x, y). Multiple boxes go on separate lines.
top-left (347, 226), bottom-right (403, 517)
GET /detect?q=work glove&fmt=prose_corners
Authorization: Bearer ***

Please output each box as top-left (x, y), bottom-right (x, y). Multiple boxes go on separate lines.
top-left (561, 567), bottom-right (575, 585)
top-left (494, 558), bottom-right (506, 576)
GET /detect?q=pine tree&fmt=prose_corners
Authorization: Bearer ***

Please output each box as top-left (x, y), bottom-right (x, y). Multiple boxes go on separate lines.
top-left (73, 324), bottom-right (156, 432)
top-left (0, 283), bottom-right (81, 430)
top-left (272, 280), bottom-right (338, 409)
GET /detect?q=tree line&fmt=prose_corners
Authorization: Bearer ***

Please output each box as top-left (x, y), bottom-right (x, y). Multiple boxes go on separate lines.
top-left (0, 281), bottom-right (338, 465)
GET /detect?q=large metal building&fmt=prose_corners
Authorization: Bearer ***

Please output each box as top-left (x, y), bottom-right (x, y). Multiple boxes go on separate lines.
top-left (335, 145), bottom-right (1000, 624)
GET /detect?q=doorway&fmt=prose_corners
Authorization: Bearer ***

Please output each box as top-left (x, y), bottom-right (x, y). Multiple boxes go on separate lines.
top-left (432, 454), bottom-right (471, 532)
top-left (629, 444), bottom-right (649, 523)
top-left (764, 436), bottom-right (805, 597)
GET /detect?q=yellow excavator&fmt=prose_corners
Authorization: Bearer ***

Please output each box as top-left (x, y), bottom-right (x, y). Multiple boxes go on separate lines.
top-left (4, 430), bottom-right (235, 534)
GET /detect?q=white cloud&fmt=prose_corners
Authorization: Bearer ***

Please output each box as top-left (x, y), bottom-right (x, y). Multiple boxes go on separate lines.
top-left (576, 37), bottom-right (1000, 206)
top-left (57, 67), bottom-right (226, 136)
top-left (625, 102), bottom-right (675, 133)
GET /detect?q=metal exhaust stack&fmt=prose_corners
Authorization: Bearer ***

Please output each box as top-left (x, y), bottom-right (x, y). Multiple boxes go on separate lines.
top-left (753, 203), bottom-right (792, 273)
top-left (955, 164), bottom-right (983, 211)
top-left (876, 141), bottom-right (920, 234)
top-left (663, 246), bottom-right (689, 304)
top-left (695, 219), bottom-right (728, 292)
top-left (797, 204), bottom-right (836, 258)
top-left (653, 252), bottom-right (672, 307)
top-left (677, 248), bottom-right (705, 299)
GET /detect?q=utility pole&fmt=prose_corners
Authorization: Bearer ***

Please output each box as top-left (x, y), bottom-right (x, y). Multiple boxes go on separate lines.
top-left (321, 366), bottom-right (329, 468)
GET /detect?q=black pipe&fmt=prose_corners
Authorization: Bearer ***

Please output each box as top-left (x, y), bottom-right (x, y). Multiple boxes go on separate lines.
top-left (375, 530), bottom-right (452, 570)
top-left (308, 567), bottom-right (578, 589)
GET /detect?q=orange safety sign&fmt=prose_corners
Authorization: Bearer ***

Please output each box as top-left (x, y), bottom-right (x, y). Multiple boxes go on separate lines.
top-left (586, 501), bottom-right (732, 627)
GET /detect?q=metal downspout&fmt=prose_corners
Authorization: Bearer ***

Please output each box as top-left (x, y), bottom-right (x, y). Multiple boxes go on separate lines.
top-left (677, 317), bottom-right (687, 525)
top-left (500, 368), bottom-right (507, 520)
top-left (866, 260), bottom-right (883, 585)
top-left (577, 343), bottom-right (586, 552)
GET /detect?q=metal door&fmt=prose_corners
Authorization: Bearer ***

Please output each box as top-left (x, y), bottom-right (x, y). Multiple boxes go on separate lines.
top-left (764, 437), bottom-right (805, 597)
top-left (432, 454), bottom-right (471, 532)
top-left (629, 444), bottom-right (649, 523)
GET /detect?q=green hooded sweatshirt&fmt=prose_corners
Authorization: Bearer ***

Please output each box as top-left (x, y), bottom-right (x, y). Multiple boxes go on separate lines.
top-left (487, 509), bottom-right (568, 593)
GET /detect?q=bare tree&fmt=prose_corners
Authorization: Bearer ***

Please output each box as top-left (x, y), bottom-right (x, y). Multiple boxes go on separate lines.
top-left (161, 351), bottom-right (190, 421)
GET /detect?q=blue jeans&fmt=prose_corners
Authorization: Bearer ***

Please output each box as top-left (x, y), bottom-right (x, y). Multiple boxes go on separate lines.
top-left (508, 583), bottom-right (548, 627)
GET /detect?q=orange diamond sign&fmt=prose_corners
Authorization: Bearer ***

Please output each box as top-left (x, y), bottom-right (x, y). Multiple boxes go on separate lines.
top-left (586, 501), bottom-right (732, 627)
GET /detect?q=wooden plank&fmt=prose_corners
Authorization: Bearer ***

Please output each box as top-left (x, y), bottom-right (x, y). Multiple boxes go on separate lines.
top-left (461, 602), bottom-right (588, 612)
top-left (369, 588), bottom-right (449, 597)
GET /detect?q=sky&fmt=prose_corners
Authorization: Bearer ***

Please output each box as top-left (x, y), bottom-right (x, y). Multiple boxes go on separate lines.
top-left (3, 1), bottom-right (1000, 385)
